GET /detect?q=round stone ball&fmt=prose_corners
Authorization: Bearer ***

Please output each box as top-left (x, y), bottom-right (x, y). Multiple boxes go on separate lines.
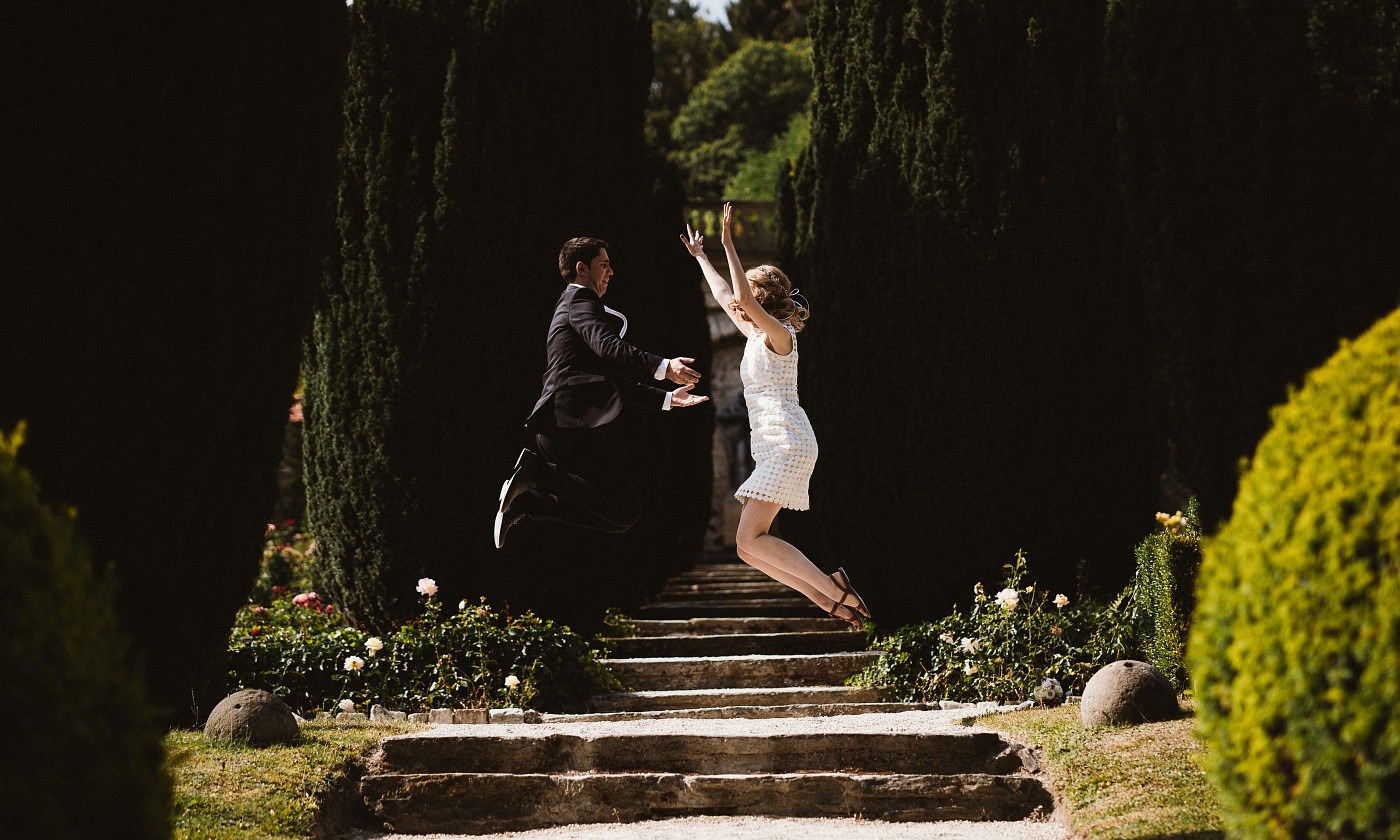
top-left (204, 689), bottom-right (300, 745)
top-left (1080, 659), bottom-right (1179, 727)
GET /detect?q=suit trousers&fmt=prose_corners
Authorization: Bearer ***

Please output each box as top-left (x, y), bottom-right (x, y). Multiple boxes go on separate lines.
top-left (527, 425), bottom-right (641, 534)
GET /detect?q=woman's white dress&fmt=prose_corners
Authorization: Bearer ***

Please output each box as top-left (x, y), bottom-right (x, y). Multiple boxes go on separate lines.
top-left (734, 322), bottom-right (818, 510)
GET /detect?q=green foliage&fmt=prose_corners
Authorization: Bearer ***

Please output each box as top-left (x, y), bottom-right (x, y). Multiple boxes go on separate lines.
top-left (726, 0), bottom-right (812, 41)
top-left (0, 426), bottom-right (171, 838)
top-left (1190, 305), bottom-right (1400, 838)
top-left (647, 1), bottom-right (736, 151)
top-left (853, 552), bottom-right (1138, 703)
top-left (1131, 500), bottom-right (1202, 691)
top-left (671, 38), bottom-right (812, 198)
top-left (725, 111), bottom-right (810, 200)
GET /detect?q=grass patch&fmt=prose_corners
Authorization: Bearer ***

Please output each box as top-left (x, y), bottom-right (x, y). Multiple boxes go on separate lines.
top-left (981, 700), bottom-right (1223, 839)
top-left (165, 719), bottom-right (423, 839)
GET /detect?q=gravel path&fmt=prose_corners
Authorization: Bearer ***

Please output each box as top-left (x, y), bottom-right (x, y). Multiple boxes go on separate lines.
top-left (348, 814), bottom-right (1069, 840)
top-left (398, 707), bottom-right (1006, 739)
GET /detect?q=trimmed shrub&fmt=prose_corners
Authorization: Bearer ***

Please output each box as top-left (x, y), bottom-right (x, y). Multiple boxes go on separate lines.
top-left (0, 426), bottom-right (170, 838)
top-left (853, 551), bottom-right (1138, 704)
top-left (1132, 499), bottom-right (1202, 691)
top-left (1190, 305), bottom-right (1400, 838)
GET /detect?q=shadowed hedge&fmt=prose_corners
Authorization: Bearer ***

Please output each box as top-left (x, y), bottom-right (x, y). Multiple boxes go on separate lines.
top-left (781, 0), bottom-right (1400, 626)
top-left (1, 1), bottom-right (346, 724)
top-left (306, 0), bottom-right (712, 633)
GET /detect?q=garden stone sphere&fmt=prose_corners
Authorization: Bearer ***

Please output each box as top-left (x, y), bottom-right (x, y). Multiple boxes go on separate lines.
top-left (1080, 659), bottom-right (1179, 727)
top-left (204, 689), bottom-right (300, 746)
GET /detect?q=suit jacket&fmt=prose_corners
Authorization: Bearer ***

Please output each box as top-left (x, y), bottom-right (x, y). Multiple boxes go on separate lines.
top-left (526, 284), bottom-right (668, 431)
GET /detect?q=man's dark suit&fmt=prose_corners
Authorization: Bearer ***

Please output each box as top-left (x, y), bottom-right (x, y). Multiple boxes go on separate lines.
top-left (520, 283), bottom-right (669, 533)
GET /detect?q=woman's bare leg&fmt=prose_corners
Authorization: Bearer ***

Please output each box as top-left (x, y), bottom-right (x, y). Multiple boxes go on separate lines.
top-left (734, 498), bottom-right (858, 620)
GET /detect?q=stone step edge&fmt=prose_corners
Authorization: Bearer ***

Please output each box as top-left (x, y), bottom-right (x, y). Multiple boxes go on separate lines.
top-left (590, 685), bottom-right (882, 700)
top-left (360, 771), bottom-right (1055, 832)
top-left (600, 652), bottom-right (882, 665)
top-left (542, 701), bottom-right (934, 723)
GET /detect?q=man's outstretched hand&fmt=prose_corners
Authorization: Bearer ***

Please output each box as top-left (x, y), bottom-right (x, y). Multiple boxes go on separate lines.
top-left (666, 356), bottom-right (701, 385)
top-left (670, 383), bottom-right (709, 408)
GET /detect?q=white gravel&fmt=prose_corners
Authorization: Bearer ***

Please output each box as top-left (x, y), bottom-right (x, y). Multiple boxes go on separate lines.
top-left (348, 814), bottom-right (1069, 839)
top-left (396, 708), bottom-right (1007, 739)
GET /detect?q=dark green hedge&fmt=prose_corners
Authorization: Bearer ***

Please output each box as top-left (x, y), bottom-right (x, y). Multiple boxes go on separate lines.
top-left (781, 0), bottom-right (1400, 625)
top-left (306, 0), bottom-right (712, 633)
top-left (1105, 0), bottom-right (1400, 526)
top-left (1, 2), bottom-right (346, 724)
top-left (1190, 305), bottom-right (1400, 838)
top-left (1131, 501), bottom-right (1201, 691)
top-left (783, 0), bottom-right (1157, 626)
top-left (0, 429), bottom-right (170, 839)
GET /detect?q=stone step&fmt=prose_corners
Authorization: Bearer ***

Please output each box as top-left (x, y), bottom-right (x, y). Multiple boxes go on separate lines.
top-left (601, 652), bottom-right (881, 691)
top-left (371, 717), bottom-right (1034, 776)
top-left (669, 571), bottom-right (772, 585)
top-left (635, 598), bottom-right (825, 618)
top-left (602, 630), bottom-right (868, 657)
top-left (628, 617), bottom-right (853, 636)
top-left (360, 771), bottom-right (1054, 834)
top-left (546, 701), bottom-right (936, 722)
top-left (589, 685), bottom-right (885, 712)
top-left (656, 582), bottom-right (796, 599)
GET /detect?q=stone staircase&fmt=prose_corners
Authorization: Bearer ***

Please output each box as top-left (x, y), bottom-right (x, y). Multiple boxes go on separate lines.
top-left (356, 557), bottom-right (1054, 834)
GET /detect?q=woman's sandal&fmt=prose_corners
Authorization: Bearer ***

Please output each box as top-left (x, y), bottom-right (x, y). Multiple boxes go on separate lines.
top-left (830, 567), bottom-right (871, 619)
top-left (826, 596), bottom-right (864, 629)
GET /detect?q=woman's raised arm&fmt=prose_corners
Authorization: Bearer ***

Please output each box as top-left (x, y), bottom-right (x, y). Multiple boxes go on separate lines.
top-left (681, 220), bottom-right (750, 335)
top-left (721, 202), bottom-right (792, 355)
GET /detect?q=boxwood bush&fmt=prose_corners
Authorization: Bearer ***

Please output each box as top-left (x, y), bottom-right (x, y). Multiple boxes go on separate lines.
top-left (1132, 500), bottom-right (1202, 691)
top-left (1190, 305), bottom-right (1400, 838)
top-left (0, 426), bottom-right (170, 838)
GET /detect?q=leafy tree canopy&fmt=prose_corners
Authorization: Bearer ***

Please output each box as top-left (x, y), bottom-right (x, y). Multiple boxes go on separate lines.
top-left (726, 0), bottom-right (812, 42)
top-left (671, 37), bottom-right (812, 198)
top-left (648, 0), bottom-right (736, 151)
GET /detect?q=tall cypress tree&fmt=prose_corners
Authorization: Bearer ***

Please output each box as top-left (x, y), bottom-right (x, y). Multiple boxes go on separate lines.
top-left (307, 0), bottom-right (712, 632)
top-left (784, 0), bottom-right (1156, 625)
top-left (1, 2), bottom-right (346, 723)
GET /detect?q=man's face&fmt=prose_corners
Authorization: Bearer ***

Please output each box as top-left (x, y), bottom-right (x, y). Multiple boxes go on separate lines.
top-left (579, 248), bottom-right (613, 296)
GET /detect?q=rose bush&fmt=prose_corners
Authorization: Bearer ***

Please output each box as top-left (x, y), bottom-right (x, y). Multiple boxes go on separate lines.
top-left (228, 533), bottom-right (620, 714)
top-left (852, 551), bottom-right (1138, 703)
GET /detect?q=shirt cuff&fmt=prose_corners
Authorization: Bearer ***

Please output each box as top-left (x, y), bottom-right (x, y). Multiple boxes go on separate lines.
top-left (662, 391), bottom-right (673, 411)
top-left (654, 359), bottom-right (669, 380)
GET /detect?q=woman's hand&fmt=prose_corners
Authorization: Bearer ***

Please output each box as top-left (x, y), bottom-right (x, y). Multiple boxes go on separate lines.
top-left (679, 224), bottom-right (706, 258)
top-left (669, 383), bottom-right (709, 408)
top-left (720, 201), bottom-right (734, 248)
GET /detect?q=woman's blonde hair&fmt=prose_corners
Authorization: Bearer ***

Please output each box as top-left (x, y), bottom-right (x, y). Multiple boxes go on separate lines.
top-left (729, 264), bottom-right (809, 332)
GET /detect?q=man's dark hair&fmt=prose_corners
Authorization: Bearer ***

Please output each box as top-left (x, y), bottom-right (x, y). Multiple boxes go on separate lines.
top-left (559, 236), bottom-right (608, 281)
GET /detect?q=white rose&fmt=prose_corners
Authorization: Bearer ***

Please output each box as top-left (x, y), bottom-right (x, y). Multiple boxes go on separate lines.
top-left (365, 637), bottom-right (384, 654)
top-left (416, 577), bottom-right (438, 596)
top-left (344, 655), bottom-right (365, 671)
top-left (960, 637), bottom-right (979, 653)
top-left (338, 699), bottom-right (355, 712)
top-left (504, 675), bottom-right (521, 689)
top-left (1054, 593), bottom-right (1070, 609)
top-left (995, 588), bottom-right (1019, 610)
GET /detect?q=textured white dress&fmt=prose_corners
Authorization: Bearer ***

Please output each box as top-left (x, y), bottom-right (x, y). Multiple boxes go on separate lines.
top-left (735, 322), bottom-right (818, 510)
